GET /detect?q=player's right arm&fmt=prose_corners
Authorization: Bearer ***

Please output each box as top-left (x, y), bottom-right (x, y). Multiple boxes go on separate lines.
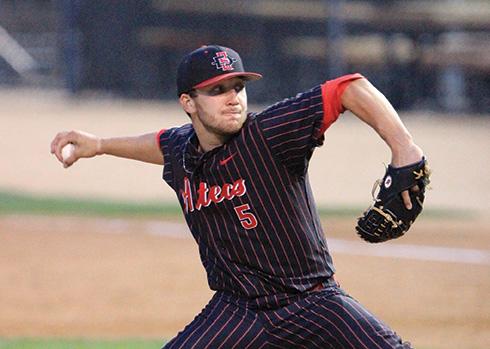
top-left (50, 130), bottom-right (164, 168)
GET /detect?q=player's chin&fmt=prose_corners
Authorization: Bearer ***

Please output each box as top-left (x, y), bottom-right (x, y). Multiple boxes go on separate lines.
top-left (219, 124), bottom-right (241, 136)
top-left (215, 123), bottom-right (240, 137)
top-left (223, 111), bottom-right (244, 120)
top-left (222, 114), bottom-right (246, 132)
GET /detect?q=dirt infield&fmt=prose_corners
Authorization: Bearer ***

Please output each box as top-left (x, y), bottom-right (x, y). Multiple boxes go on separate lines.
top-left (1, 214), bottom-right (489, 349)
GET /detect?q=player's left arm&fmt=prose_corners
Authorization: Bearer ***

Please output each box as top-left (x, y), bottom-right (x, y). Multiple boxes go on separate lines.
top-left (340, 77), bottom-right (424, 209)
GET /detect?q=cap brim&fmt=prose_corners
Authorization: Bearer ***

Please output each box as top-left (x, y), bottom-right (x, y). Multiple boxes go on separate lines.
top-left (194, 72), bottom-right (262, 89)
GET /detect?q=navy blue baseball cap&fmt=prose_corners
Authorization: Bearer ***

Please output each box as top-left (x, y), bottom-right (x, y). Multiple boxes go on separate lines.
top-left (177, 45), bottom-right (262, 96)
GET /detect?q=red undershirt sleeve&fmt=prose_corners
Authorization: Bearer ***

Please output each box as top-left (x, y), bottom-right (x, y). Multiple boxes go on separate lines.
top-left (319, 73), bottom-right (364, 134)
top-left (156, 128), bottom-right (167, 152)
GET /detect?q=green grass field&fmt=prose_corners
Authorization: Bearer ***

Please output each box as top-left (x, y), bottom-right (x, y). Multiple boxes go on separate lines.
top-left (0, 338), bottom-right (437, 349)
top-left (0, 338), bottom-right (166, 349)
top-left (0, 190), bottom-right (182, 218)
top-left (0, 190), bottom-right (467, 219)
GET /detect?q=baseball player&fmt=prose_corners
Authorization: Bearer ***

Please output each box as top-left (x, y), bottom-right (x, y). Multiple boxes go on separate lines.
top-left (51, 45), bottom-right (424, 348)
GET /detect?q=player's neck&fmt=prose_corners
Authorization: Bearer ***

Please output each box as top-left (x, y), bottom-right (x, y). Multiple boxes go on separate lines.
top-left (194, 128), bottom-right (229, 153)
top-left (190, 113), bottom-right (236, 152)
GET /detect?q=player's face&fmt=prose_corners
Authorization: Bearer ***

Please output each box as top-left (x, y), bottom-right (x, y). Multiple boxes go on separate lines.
top-left (189, 77), bottom-right (248, 139)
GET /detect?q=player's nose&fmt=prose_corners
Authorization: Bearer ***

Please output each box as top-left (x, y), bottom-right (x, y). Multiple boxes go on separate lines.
top-left (226, 89), bottom-right (240, 104)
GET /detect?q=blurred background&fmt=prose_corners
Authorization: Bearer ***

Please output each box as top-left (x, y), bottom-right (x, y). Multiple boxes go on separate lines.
top-left (1, 0), bottom-right (490, 112)
top-left (1, 1), bottom-right (489, 349)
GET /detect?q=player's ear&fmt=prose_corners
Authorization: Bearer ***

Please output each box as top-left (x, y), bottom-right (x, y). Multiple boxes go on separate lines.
top-left (179, 93), bottom-right (196, 115)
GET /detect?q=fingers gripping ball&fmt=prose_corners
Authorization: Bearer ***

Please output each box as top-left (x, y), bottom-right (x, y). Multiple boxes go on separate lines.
top-left (356, 157), bottom-right (431, 243)
top-left (61, 143), bottom-right (75, 162)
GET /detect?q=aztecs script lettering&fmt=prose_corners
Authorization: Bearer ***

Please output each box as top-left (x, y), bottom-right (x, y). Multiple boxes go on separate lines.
top-left (181, 177), bottom-right (247, 213)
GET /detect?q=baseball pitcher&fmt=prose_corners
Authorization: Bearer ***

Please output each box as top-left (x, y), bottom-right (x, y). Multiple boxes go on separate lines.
top-left (51, 45), bottom-right (430, 348)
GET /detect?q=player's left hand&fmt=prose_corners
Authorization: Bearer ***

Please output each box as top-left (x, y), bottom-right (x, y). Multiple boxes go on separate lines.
top-left (390, 143), bottom-right (424, 210)
top-left (356, 144), bottom-right (430, 243)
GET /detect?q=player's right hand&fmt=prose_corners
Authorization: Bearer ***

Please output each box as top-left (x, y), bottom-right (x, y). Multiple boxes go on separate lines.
top-left (50, 130), bottom-right (102, 168)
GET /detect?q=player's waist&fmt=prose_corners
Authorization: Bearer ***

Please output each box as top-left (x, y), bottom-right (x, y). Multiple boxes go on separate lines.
top-left (217, 276), bottom-right (339, 310)
top-left (309, 275), bottom-right (339, 291)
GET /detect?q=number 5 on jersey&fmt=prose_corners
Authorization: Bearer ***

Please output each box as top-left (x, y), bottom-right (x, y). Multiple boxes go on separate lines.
top-left (234, 204), bottom-right (258, 230)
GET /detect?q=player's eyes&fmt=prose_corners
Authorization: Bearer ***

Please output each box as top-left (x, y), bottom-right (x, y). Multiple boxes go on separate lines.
top-left (209, 85), bottom-right (225, 95)
top-left (234, 83), bottom-right (245, 93)
top-left (199, 81), bottom-right (245, 96)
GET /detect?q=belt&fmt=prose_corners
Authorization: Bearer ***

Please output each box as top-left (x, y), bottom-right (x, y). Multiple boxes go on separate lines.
top-left (310, 276), bottom-right (339, 292)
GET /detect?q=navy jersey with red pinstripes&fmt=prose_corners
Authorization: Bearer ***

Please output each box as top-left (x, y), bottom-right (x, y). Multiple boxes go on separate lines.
top-left (158, 74), bottom-right (363, 309)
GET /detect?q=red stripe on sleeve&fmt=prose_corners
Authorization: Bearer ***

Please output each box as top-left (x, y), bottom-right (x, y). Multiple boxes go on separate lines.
top-left (320, 73), bottom-right (364, 134)
top-left (156, 128), bottom-right (166, 148)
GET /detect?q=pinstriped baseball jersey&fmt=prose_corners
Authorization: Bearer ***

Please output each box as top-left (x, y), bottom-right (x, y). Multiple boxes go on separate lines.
top-left (158, 74), bottom-right (363, 309)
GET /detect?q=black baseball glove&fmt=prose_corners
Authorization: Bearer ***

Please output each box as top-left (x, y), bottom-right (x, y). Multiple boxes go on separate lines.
top-left (356, 157), bottom-right (431, 243)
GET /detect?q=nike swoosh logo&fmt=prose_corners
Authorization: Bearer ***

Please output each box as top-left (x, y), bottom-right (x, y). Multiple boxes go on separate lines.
top-left (219, 152), bottom-right (237, 166)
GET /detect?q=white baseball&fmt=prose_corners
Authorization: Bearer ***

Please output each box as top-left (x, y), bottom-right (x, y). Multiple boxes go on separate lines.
top-left (61, 143), bottom-right (75, 161)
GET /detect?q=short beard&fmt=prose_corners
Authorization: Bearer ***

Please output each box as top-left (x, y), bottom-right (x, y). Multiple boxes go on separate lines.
top-left (200, 113), bottom-right (246, 137)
